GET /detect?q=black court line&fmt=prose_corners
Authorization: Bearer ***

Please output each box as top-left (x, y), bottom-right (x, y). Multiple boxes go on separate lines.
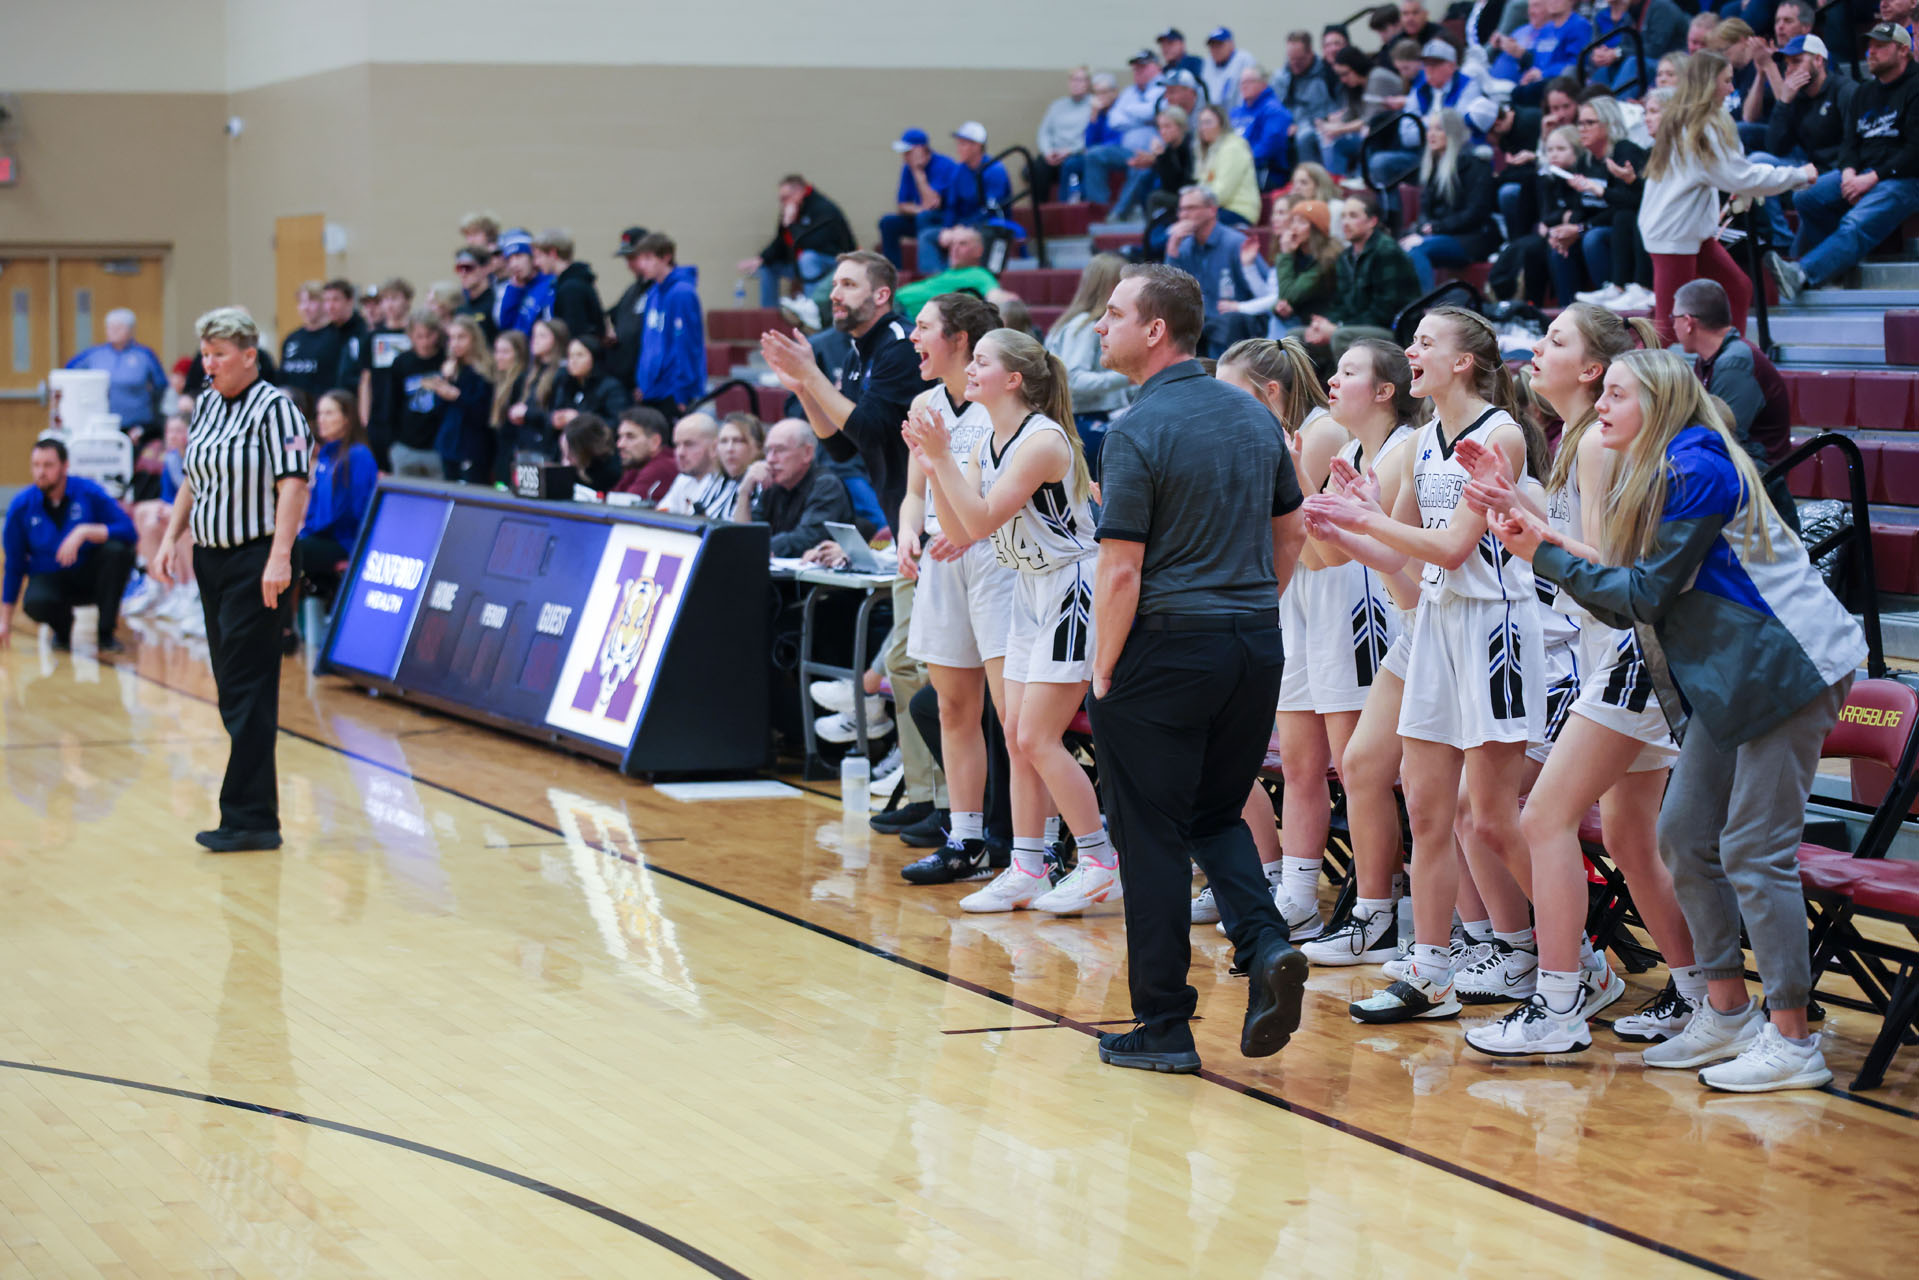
top-left (1822, 1084), bottom-right (1919, 1121)
top-left (113, 663), bottom-right (1827, 1279)
top-left (941, 1024), bottom-right (1065, 1035)
top-left (0, 1058), bottom-right (749, 1278)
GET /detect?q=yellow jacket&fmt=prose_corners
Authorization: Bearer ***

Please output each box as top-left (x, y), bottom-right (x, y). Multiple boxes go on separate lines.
top-left (1200, 132), bottom-right (1261, 224)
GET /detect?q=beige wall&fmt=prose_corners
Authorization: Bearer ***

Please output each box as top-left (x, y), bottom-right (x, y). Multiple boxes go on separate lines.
top-left (0, 0), bottom-right (226, 92)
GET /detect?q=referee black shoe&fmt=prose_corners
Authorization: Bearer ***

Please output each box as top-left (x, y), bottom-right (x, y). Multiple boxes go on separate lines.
top-left (1241, 935), bottom-right (1309, 1058)
top-left (897, 807), bottom-right (951, 848)
top-left (1097, 1023), bottom-right (1201, 1074)
top-left (195, 827), bottom-right (283, 853)
top-left (900, 839), bottom-right (993, 884)
top-left (869, 800), bottom-right (934, 834)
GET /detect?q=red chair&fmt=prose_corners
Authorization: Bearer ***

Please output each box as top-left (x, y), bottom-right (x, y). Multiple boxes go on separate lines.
top-left (1871, 525), bottom-right (1919, 594)
top-left (1853, 371), bottom-right (1918, 432)
top-left (1872, 441), bottom-right (1919, 507)
top-left (1793, 370), bottom-right (1855, 430)
top-left (1885, 310), bottom-right (1919, 366)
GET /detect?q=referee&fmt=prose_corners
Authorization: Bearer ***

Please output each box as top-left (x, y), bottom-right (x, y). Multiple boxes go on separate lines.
top-left (154, 308), bottom-right (311, 853)
top-left (1086, 264), bottom-right (1309, 1075)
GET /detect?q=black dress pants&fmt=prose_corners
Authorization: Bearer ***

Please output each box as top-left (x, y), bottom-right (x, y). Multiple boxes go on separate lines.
top-left (908, 683), bottom-right (1013, 842)
top-left (22, 539), bottom-right (136, 644)
top-left (1088, 613), bottom-right (1288, 1033)
top-left (194, 540), bottom-right (283, 832)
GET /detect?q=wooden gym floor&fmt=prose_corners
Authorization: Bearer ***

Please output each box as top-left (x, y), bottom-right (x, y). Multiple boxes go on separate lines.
top-left (1, 624), bottom-right (1916, 1278)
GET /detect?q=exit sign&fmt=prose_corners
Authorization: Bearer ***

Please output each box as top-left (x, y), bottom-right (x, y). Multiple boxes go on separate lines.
top-left (0, 156), bottom-right (13, 185)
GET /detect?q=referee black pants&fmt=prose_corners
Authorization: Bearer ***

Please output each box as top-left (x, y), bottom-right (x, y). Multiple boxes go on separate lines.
top-left (194, 540), bottom-right (283, 833)
top-left (21, 540), bottom-right (135, 645)
top-left (1088, 614), bottom-right (1288, 1035)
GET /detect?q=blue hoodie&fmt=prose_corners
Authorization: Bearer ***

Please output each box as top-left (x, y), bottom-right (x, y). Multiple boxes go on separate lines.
top-left (497, 272), bottom-right (555, 337)
top-left (2, 475), bottom-right (137, 605)
top-left (301, 439), bottom-right (379, 548)
top-left (635, 264), bottom-right (705, 407)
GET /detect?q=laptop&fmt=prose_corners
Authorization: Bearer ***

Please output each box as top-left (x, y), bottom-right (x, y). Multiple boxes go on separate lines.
top-left (824, 521), bottom-right (887, 573)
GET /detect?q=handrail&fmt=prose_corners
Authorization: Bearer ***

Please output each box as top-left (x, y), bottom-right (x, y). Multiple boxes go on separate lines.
top-left (1741, 202), bottom-right (1773, 357)
top-left (990, 143), bottom-right (1050, 270)
top-left (1765, 431), bottom-right (1886, 678)
top-left (1575, 24), bottom-right (1644, 97)
top-left (1391, 280), bottom-right (1481, 346)
top-left (1358, 109), bottom-right (1426, 229)
top-left (686, 378), bottom-right (760, 416)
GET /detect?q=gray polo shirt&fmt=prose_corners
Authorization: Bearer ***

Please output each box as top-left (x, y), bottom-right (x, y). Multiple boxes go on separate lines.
top-left (1096, 360), bottom-right (1303, 615)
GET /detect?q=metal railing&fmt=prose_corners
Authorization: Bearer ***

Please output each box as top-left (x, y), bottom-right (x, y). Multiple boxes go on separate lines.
top-left (1575, 25), bottom-right (1644, 97)
top-left (1765, 431), bottom-right (1886, 678)
top-left (686, 378), bottom-right (761, 418)
top-left (989, 143), bottom-right (1050, 270)
top-left (1739, 202), bottom-right (1775, 357)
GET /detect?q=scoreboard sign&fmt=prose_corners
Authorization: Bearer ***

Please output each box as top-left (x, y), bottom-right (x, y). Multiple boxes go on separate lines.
top-left (322, 479), bottom-right (769, 775)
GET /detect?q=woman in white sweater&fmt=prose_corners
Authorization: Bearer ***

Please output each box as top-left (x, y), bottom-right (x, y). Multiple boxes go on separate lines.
top-left (1639, 52), bottom-right (1814, 343)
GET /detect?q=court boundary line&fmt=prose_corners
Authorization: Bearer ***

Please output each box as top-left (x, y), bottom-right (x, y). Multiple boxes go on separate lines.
top-left (0, 1058), bottom-right (750, 1279)
top-left (118, 661), bottom-right (1792, 1279)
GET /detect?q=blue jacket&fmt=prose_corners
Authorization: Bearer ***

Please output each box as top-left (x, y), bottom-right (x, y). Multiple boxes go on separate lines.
top-left (2, 475), bottom-right (137, 604)
top-left (497, 273), bottom-right (555, 336)
top-left (938, 159), bottom-right (1012, 226)
top-left (301, 440), bottom-right (379, 548)
top-left (1530, 14), bottom-right (1594, 81)
top-left (1535, 427), bottom-right (1866, 746)
top-left (897, 152), bottom-right (960, 206)
top-left (1230, 87), bottom-right (1294, 174)
top-left (64, 342), bottom-right (168, 428)
top-left (635, 264), bottom-right (706, 407)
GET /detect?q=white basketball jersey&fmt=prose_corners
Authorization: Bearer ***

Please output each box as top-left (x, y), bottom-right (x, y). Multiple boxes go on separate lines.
top-left (1412, 407), bottom-right (1538, 604)
top-left (975, 413), bottom-right (1096, 574)
top-left (921, 385), bottom-right (993, 537)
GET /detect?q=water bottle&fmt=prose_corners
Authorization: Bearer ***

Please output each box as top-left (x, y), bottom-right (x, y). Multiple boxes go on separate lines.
top-left (734, 277), bottom-right (748, 307)
top-left (1064, 170), bottom-right (1082, 203)
top-left (840, 753), bottom-right (871, 815)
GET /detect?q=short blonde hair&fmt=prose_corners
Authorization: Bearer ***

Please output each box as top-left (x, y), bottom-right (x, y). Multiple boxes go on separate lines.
top-left (532, 228), bottom-right (576, 259)
top-left (195, 306), bottom-right (259, 349)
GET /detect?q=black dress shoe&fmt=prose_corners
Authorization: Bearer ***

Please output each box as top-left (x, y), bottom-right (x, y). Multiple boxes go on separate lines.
top-left (195, 827), bottom-right (283, 853)
top-left (900, 838), bottom-right (993, 885)
top-left (1097, 1024), bottom-right (1201, 1074)
top-left (869, 799), bottom-right (934, 833)
top-left (897, 807), bottom-right (951, 848)
top-left (1241, 935), bottom-right (1309, 1058)
top-left (97, 638), bottom-right (127, 655)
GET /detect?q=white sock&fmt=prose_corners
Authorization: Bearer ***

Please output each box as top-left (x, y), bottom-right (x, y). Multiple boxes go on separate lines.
top-left (948, 811), bottom-right (984, 845)
top-left (1074, 826), bottom-right (1115, 869)
top-left (1392, 871), bottom-right (1407, 900)
top-left (1044, 815), bottom-right (1061, 843)
top-left (1537, 968), bottom-right (1584, 1016)
top-left (1262, 862), bottom-right (1284, 889)
top-left (1011, 838), bottom-right (1047, 877)
top-left (1672, 964), bottom-right (1709, 1007)
top-left (1411, 943), bottom-right (1454, 985)
top-left (1356, 896), bottom-right (1395, 921)
top-left (1580, 936), bottom-right (1601, 970)
top-left (1460, 918), bottom-right (1493, 943)
top-left (1280, 856), bottom-right (1320, 909)
top-left (1494, 926), bottom-right (1537, 952)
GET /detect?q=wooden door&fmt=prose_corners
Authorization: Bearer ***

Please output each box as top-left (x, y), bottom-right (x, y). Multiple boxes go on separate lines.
top-left (275, 214), bottom-right (327, 345)
top-left (55, 256), bottom-right (166, 365)
top-left (0, 257), bottom-right (54, 484)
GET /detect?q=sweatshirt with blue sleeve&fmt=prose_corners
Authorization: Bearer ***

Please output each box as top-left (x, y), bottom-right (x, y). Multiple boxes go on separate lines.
top-left (1530, 14), bottom-right (1594, 82)
top-left (897, 153), bottom-right (960, 205)
top-left (635, 264), bottom-right (706, 408)
top-left (1534, 427), bottom-right (1865, 746)
top-left (65, 342), bottom-right (169, 429)
top-left (2, 476), bottom-right (138, 604)
top-left (300, 440), bottom-right (379, 548)
top-left (937, 159), bottom-right (1011, 226)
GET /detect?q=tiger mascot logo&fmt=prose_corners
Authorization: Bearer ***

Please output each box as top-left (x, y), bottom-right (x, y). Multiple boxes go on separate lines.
top-left (594, 575), bottom-right (662, 715)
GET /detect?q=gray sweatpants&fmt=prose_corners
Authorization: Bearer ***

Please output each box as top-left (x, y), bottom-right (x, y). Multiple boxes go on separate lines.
top-left (1656, 674), bottom-right (1852, 1013)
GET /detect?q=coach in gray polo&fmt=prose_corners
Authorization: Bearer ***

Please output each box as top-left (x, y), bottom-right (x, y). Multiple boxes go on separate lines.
top-left (1086, 263), bottom-right (1308, 1075)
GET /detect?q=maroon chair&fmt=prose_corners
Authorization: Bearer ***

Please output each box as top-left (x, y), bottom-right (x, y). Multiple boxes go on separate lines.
top-left (1853, 371), bottom-right (1918, 432)
top-left (1873, 442), bottom-right (1919, 507)
top-left (1872, 524), bottom-right (1918, 594)
top-left (1793, 370), bottom-right (1856, 431)
top-left (1885, 310), bottom-right (1919, 366)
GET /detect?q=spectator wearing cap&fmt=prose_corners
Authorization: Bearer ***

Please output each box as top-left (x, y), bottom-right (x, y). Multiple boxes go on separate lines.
top-left (1586, 0), bottom-right (1689, 96)
top-left (1203, 27), bottom-right (1260, 112)
top-left (1080, 51), bottom-right (1168, 220)
top-left (1401, 108), bottom-right (1502, 291)
top-left (1230, 65), bottom-right (1296, 185)
top-left (451, 247), bottom-right (499, 341)
top-left (1157, 28), bottom-right (1206, 81)
top-left (1741, 2), bottom-right (1817, 127)
top-left (1036, 67), bottom-right (1095, 200)
top-left (920, 122), bottom-right (1012, 274)
top-left (1157, 66), bottom-right (1203, 119)
top-left (878, 129), bottom-right (961, 270)
top-left (1272, 31), bottom-right (1337, 136)
top-left (1763, 35), bottom-right (1856, 174)
top-left (495, 230), bottom-right (555, 336)
top-left (631, 233), bottom-right (706, 417)
top-left (737, 173), bottom-right (855, 318)
top-left (532, 229), bottom-right (606, 356)
top-left (606, 226), bottom-right (652, 394)
top-left (1772, 23), bottom-right (1919, 300)
top-left (1165, 186), bottom-right (1255, 356)
top-left (1516, 0), bottom-right (1593, 101)
top-left (1368, 41), bottom-right (1485, 209)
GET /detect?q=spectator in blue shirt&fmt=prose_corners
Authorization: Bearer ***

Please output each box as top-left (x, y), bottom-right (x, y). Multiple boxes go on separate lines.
top-left (1517, 0), bottom-right (1594, 101)
top-left (494, 230), bottom-right (554, 336)
top-left (64, 309), bottom-right (168, 437)
top-left (878, 129), bottom-right (961, 269)
top-left (296, 389), bottom-right (378, 603)
top-left (1156, 28), bottom-right (1207, 81)
top-left (1082, 51), bottom-right (1171, 220)
top-left (631, 232), bottom-right (706, 416)
top-left (1587, 0), bottom-right (1690, 96)
top-left (0, 438), bottom-right (137, 652)
top-left (1165, 186), bottom-right (1256, 356)
top-left (920, 122), bottom-right (1012, 273)
top-left (1231, 65), bottom-right (1297, 183)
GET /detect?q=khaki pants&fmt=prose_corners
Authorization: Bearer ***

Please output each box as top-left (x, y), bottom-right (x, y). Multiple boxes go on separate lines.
top-left (882, 576), bottom-right (944, 806)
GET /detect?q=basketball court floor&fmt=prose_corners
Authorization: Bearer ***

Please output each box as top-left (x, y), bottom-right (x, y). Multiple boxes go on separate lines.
top-left (2, 625), bottom-right (1915, 1277)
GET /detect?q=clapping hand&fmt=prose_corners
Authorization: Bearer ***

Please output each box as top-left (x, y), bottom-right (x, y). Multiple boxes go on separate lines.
top-left (759, 327), bottom-right (816, 392)
top-left (925, 533), bottom-right (967, 562)
top-left (1487, 504), bottom-right (1557, 562)
top-left (900, 403), bottom-right (951, 463)
top-left (1605, 155), bottom-right (1637, 184)
top-left (1299, 490), bottom-right (1375, 533)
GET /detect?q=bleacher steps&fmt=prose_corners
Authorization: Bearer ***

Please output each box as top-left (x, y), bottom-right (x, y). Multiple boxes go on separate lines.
top-left (1859, 262), bottom-right (1919, 290)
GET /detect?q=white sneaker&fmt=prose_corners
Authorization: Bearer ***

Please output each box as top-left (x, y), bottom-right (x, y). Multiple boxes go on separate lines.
top-left (1191, 886), bottom-right (1220, 924)
top-left (1350, 967), bottom-right (1462, 1023)
top-left (779, 294), bottom-right (823, 332)
top-left (1301, 909), bottom-right (1398, 965)
top-left (1456, 939), bottom-right (1538, 1003)
top-left (1608, 979), bottom-right (1693, 1043)
top-left (1580, 960), bottom-right (1625, 1018)
top-left (868, 761), bottom-right (904, 798)
top-left (1384, 924), bottom-right (1485, 982)
top-left (1617, 283), bottom-right (1656, 309)
top-left (810, 678), bottom-right (886, 719)
top-left (814, 710), bottom-right (894, 744)
top-left (1697, 1022), bottom-right (1833, 1093)
top-left (1465, 994), bottom-right (1592, 1057)
top-left (1642, 1000), bottom-right (1763, 1069)
top-left (179, 608), bottom-right (207, 638)
top-left (959, 866), bottom-right (1048, 914)
top-left (1574, 284), bottom-right (1622, 305)
top-left (121, 572), bottom-right (161, 617)
top-left (1031, 861), bottom-right (1122, 914)
top-left (1278, 889), bottom-right (1325, 942)
top-left (159, 584), bottom-right (201, 622)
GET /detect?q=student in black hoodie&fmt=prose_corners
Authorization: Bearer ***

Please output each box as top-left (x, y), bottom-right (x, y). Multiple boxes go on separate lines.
top-left (534, 229), bottom-right (609, 355)
top-left (605, 226), bottom-right (652, 393)
top-left (1771, 24), bottom-right (1919, 298)
top-left (735, 175), bottom-right (857, 315)
top-left (1401, 108), bottom-right (1501, 291)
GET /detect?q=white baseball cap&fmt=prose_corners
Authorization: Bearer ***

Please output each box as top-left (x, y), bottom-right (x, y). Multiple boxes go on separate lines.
top-left (953, 121), bottom-right (988, 145)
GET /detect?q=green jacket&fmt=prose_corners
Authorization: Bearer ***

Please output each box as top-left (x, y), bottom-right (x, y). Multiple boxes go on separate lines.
top-left (1331, 234), bottom-right (1421, 331)
top-left (1273, 248), bottom-right (1351, 315)
top-left (898, 266), bottom-right (1000, 319)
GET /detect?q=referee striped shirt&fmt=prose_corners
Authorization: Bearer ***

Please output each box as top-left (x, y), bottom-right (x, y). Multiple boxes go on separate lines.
top-left (185, 376), bottom-right (312, 548)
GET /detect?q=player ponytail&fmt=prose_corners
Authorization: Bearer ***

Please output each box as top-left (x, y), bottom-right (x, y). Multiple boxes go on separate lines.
top-left (987, 327), bottom-right (1091, 505)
